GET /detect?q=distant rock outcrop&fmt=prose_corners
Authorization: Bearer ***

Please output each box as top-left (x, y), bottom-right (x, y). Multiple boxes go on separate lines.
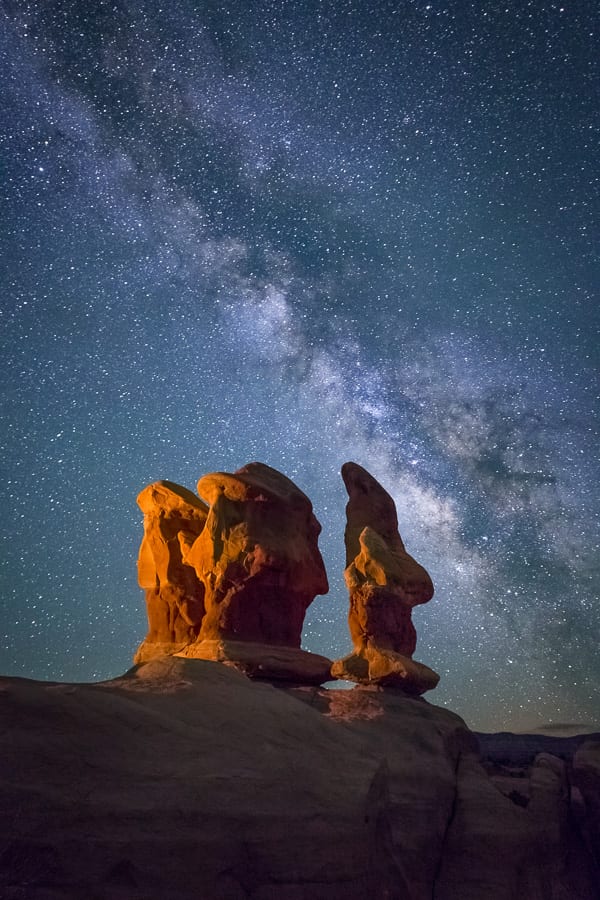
top-left (134, 481), bottom-right (208, 664)
top-left (136, 463), bottom-right (331, 684)
top-left (332, 462), bottom-right (439, 693)
top-left (574, 739), bottom-right (600, 869)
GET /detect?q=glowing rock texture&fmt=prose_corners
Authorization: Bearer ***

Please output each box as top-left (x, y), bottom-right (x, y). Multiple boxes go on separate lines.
top-left (134, 480), bottom-right (208, 663)
top-left (183, 462), bottom-right (329, 647)
top-left (135, 463), bottom-right (331, 682)
top-left (332, 462), bottom-right (439, 693)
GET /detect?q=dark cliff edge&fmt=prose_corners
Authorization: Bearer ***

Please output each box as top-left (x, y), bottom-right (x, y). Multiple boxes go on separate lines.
top-left (1, 657), bottom-right (598, 900)
top-left (476, 731), bottom-right (600, 767)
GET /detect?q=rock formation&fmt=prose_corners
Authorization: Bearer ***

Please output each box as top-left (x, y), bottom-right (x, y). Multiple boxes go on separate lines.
top-left (2, 458), bottom-right (598, 898)
top-left (186, 462), bottom-right (329, 646)
top-left (1, 658), bottom-right (598, 900)
top-left (574, 739), bottom-right (600, 869)
top-left (134, 480), bottom-right (209, 663)
top-left (136, 463), bottom-right (331, 684)
top-left (332, 462), bottom-right (439, 693)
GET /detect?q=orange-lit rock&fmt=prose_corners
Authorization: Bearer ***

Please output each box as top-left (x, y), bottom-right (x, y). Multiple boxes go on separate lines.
top-left (134, 480), bottom-right (208, 663)
top-left (178, 639), bottom-right (332, 685)
top-left (332, 644), bottom-right (440, 694)
top-left (182, 462), bottom-right (329, 648)
top-left (332, 462), bottom-right (439, 693)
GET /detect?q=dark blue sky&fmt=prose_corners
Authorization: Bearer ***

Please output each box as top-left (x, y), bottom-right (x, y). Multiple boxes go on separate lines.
top-left (1, 0), bottom-right (598, 731)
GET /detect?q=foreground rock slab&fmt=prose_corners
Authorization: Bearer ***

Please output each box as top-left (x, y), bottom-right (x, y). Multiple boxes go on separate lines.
top-left (0, 659), bottom-right (597, 900)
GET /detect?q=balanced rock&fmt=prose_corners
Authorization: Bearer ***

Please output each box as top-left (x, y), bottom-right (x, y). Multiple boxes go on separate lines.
top-left (134, 481), bottom-right (208, 664)
top-left (177, 462), bottom-right (331, 683)
top-left (332, 462), bottom-right (439, 693)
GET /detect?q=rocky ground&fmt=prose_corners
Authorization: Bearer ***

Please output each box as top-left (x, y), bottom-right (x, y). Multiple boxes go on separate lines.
top-left (1, 657), bottom-right (598, 900)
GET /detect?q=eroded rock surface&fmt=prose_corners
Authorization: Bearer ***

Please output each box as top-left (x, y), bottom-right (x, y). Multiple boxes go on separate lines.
top-left (574, 739), bottom-right (600, 871)
top-left (179, 639), bottom-right (332, 685)
top-left (183, 462), bottom-right (329, 647)
top-left (435, 747), bottom-right (600, 900)
top-left (134, 464), bottom-right (331, 682)
top-left (135, 481), bottom-right (208, 663)
top-left (332, 462), bottom-right (439, 693)
top-left (0, 660), bottom-right (597, 900)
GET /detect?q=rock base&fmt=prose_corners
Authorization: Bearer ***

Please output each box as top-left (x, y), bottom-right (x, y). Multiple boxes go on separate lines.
top-left (2, 660), bottom-right (598, 898)
top-left (331, 647), bottom-right (439, 695)
top-left (176, 639), bottom-right (332, 685)
top-left (134, 639), bottom-right (191, 665)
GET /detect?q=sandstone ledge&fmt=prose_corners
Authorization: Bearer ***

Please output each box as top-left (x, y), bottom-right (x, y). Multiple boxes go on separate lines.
top-left (134, 638), bottom-right (191, 665)
top-left (176, 638), bottom-right (333, 685)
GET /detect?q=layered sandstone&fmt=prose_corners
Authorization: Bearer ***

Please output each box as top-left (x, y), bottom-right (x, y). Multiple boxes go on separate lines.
top-left (332, 462), bottom-right (439, 693)
top-left (134, 480), bottom-right (208, 663)
top-left (1, 659), bottom-right (597, 900)
top-left (136, 463), bottom-right (331, 683)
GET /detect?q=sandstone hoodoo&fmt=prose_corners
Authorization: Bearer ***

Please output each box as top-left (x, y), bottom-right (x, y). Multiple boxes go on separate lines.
top-left (185, 462), bottom-right (329, 646)
top-left (332, 461), bottom-right (440, 693)
top-left (2, 463), bottom-right (598, 899)
top-left (135, 480), bottom-right (209, 664)
top-left (136, 463), bottom-right (332, 684)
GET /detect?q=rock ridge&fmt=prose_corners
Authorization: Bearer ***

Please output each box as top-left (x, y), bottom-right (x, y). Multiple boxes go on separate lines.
top-left (0, 659), bottom-right (597, 900)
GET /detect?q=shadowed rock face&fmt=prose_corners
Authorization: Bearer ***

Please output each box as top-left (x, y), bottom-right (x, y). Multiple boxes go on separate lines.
top-left (135, 481), bottom-right (209, 663)
top-left (183, 462), bottom-right (329, 647)
top-left (574, 740), bottom-right (600, 867)
top-left (332, 462), bottom-right (439, 693)
top-left (1, 659), bottom-right (598, 900)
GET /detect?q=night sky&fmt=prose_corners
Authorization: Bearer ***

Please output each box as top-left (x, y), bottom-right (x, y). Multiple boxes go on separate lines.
top-left (1, 0), bottom-right (598, 732)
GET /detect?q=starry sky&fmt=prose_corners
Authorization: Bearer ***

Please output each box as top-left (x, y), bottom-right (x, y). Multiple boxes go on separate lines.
top-left (1, 0), bottom-right (598, 732)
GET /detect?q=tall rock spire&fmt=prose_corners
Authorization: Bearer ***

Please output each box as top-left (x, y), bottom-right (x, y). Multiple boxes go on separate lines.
top-left (332, 462), bottom-right (439, 694)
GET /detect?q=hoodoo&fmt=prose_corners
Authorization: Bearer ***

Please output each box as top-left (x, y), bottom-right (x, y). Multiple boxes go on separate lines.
top-left (331, 462), bottom-right (439, 693)
top-left (1, 463), bottom-right (597, 900)
top-left (135, 463), bottom-right (332, 684)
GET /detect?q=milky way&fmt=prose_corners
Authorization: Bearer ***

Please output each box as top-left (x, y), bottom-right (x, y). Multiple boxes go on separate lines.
top-left (1, 1), bottom-right (598, 731)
